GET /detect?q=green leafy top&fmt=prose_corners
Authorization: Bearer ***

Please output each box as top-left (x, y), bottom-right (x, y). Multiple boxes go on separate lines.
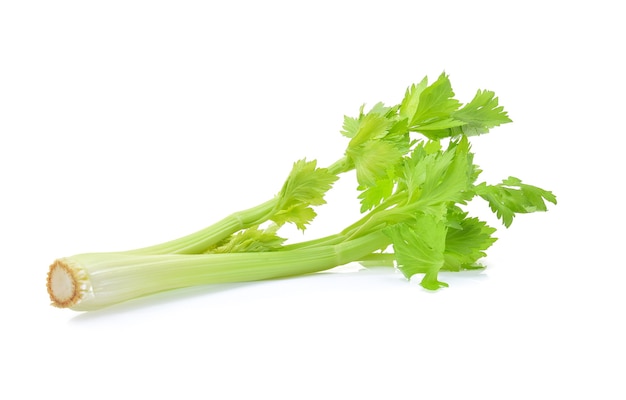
top-left (335, 129), bottom-right (554, 289)
top-left (207, 73), bottom-right (555, 291)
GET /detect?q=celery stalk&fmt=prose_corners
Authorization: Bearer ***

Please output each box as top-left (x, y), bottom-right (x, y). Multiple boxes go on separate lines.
top-left (123, 158), bottom-right (350, 255)
top-left (125, 199), bottom-right (277, 255)
top-left (47, 231), bottom-right (389, 311)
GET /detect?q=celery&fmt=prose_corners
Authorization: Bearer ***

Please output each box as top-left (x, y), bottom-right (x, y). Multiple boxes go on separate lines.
top-left (47, 231), bottom-right (388, 311)
top-left (46, 73), bottom-right (556, 311)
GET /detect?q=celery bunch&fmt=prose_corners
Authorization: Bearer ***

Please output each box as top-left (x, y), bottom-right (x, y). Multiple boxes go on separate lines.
top-left (46, 74), bottom-right (556, 311)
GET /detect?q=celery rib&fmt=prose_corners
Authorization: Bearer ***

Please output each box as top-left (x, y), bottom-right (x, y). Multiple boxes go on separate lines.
top-left (124, 199), bottom-right (277, 255)
top-left (47, 231), bottom-right (389, 311)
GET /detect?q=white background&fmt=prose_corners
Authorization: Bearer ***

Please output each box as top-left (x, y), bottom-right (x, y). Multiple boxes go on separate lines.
top-left (1, 1), bottom-right (624, 399)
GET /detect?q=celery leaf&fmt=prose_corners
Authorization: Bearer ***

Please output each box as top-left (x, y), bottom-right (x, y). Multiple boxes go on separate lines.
top-left (272, 159), bottom-right (339, 230)
top-left (206, 225), bottom-right (286, 254)
top-left (443, 208), bottom-right (497, 271)
top-left (410, 73), bottom-right (461, 129)
top-left (453, 89), bottom-right (512, 136)
top-left (399, 77), bottom-right (428, 121)
top-left (349, 140), bottom-right (404, 188)
top-left (475, 176), bottom-right (557, 227)
top-left (385, 212), bottom-right (449, 290)
top-left (357, 177), bottom-right (395, 213)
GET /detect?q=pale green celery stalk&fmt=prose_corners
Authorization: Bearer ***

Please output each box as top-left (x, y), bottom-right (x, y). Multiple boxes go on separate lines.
top-left (281, 197), bottom-right (401, 251)
top-left (122, 158), bottom-right (351, 255)
top-left (124, 199), bottom-right (276, 255)
top-left (46, 230), bottom-right (388, 311)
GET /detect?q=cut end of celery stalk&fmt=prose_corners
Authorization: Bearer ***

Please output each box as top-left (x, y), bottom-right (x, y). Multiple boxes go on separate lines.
top-left (47, 258), bottom-right (89, 308)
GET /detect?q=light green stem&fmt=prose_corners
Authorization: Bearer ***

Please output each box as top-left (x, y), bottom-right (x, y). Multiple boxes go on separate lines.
top-left (62, 230), bottom-right (390, 311)
top-left (123, 156), bottom-right (354, 256)
top-left (124, 199), bottom-right (277, 255)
